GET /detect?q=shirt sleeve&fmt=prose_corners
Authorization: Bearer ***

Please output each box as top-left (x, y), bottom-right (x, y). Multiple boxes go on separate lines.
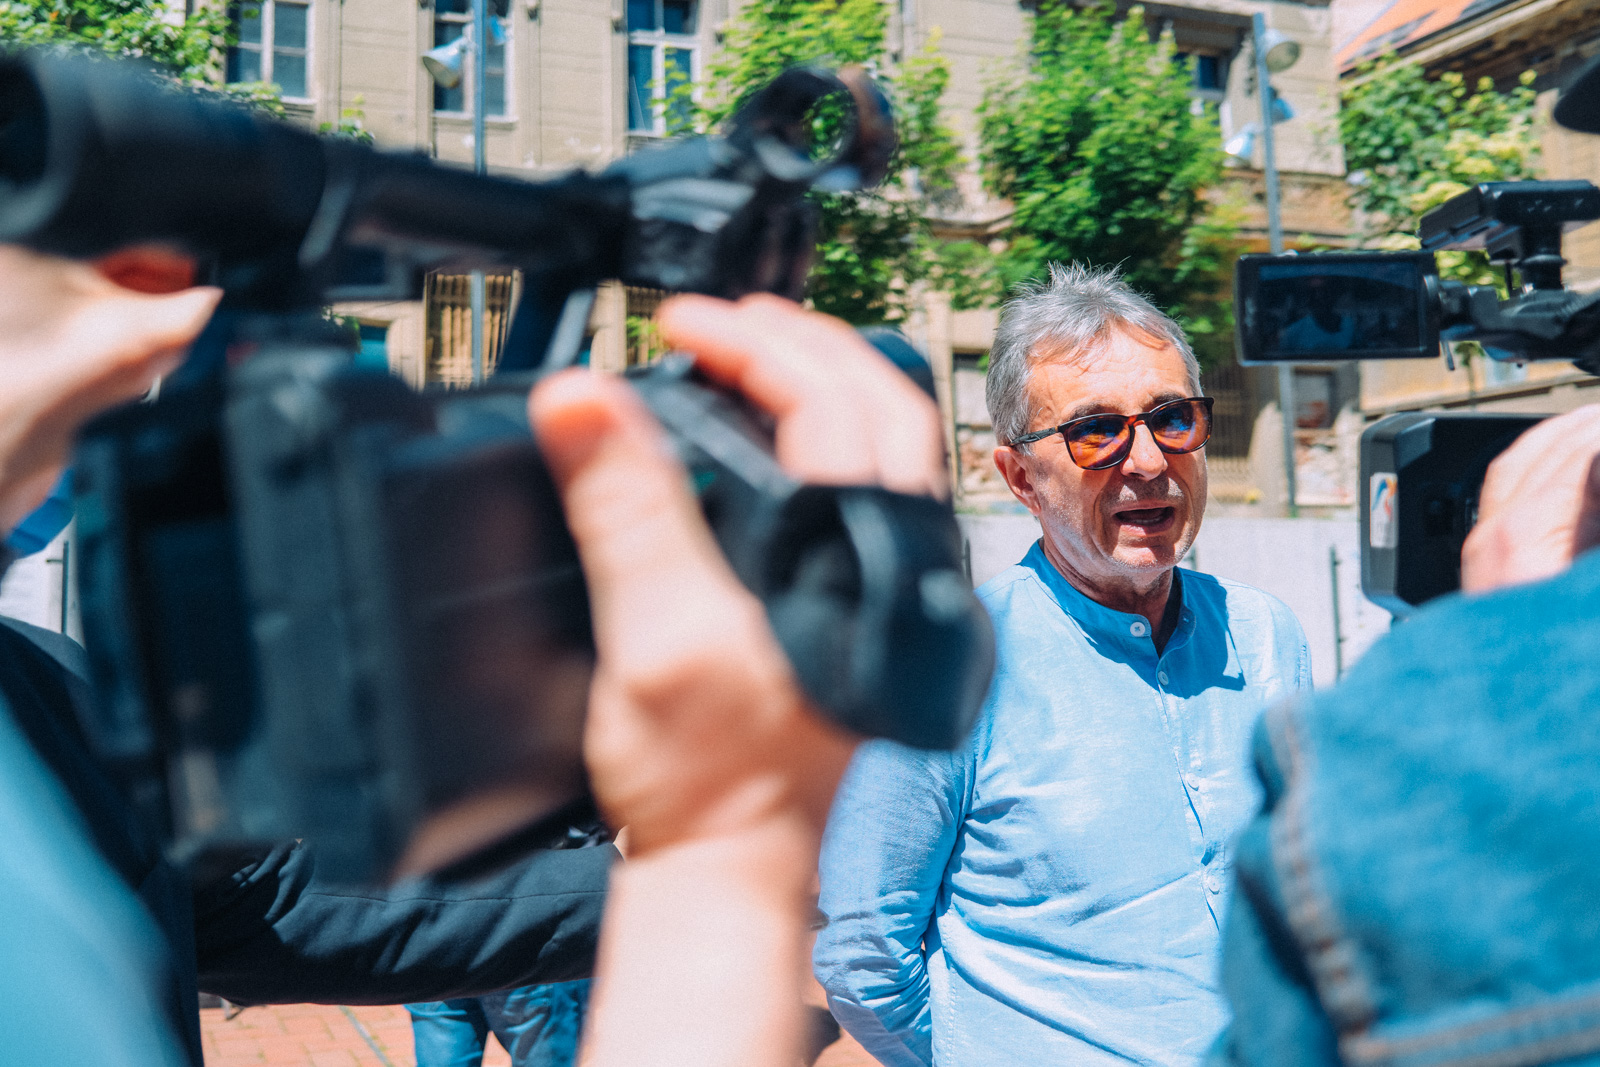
top-left (192, 840), bottom-right (614, 1006)
top-left (813, 738), bottom-right (970, 1067)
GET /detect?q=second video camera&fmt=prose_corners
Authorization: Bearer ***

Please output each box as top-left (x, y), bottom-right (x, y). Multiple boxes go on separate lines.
top-left (1233, 180), bottom-right (1600, 612)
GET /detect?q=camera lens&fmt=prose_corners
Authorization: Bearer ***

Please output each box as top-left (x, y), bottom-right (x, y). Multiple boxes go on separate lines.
top-left (0, 63), bottom-right (48, 190)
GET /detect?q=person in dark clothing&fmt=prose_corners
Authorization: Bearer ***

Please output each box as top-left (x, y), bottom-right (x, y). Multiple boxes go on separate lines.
top-left (0, 246), bottom-right (951, 1067)
top-left (0, 247), bottom-right (612, 1064)
top-left (1, 606), bottom-right (612, 1066)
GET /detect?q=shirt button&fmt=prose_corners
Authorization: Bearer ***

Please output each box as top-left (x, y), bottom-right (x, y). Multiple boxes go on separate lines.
top-left (1205, 870), bottom-right (1224, 893)
top-left (1130, 620), bottom-right (1147, 637)
top-left (1158, 671), bottom-right (1169, 686)
top-left (1184, 772), bottom-right (1201, 791)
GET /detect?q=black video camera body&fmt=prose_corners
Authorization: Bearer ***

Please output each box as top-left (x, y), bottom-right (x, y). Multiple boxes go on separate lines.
top-left (1231, 180), bottom-right (1600, 612)
top-left (0, 53), bottom-right (995, 881)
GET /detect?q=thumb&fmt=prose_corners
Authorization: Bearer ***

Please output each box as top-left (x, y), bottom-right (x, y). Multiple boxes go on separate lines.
top-left (1575, 451), bottom-right (1600, 561)
top-left (527, 369), bottom-right (747, 654)
top-left (54, 286), bottom-right (221, 422)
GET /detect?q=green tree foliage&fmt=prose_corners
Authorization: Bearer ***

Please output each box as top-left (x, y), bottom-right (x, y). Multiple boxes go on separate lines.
top-left (0, 0), bottom-right (230, 82)
top-left (1339, 56), bottom-right (1539, 286)
top-left (1340, 56), bottom-right (1539, 235)
top-left (978, 0), bottom-right (1239, 365)
top-left (0, 0), bottom-right (292, 114)
top-left (687, 0), bottom-right (975, 324)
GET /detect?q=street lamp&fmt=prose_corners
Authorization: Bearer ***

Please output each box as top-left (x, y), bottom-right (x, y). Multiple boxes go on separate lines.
top-left (1250, 13), bottom-right (1301, 516)
top-left (423, 0), bottom-right (494, 383)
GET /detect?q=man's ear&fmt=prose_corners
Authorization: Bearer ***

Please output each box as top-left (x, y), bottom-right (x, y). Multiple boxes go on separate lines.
top-left (993, 446), bottom-right (1042, 517)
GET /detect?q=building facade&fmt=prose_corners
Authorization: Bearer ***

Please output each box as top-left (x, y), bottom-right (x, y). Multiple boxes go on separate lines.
top-left (235, 0), bottom-right (1349, 510)
top-left (1340, 0), bottom-right (1600, 422)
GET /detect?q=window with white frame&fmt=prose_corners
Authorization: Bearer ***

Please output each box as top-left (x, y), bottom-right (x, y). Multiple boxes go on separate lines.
top-left (434, 0), bottom-right (509, 117)
top-left (627, 0), bottom-right (697, 134)
top-left (226, 1), bottom-right (310, 100)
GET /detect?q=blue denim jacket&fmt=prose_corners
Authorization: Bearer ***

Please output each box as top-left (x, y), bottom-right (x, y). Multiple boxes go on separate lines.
top-left (1211, 549), bottom-right (1600, 1067)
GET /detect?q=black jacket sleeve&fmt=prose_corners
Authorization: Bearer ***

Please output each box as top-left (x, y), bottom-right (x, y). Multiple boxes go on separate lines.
top-left (193, 839), bottom-right (614, 1006)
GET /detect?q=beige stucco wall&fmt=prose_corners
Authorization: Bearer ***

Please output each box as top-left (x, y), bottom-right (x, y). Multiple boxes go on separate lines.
top-left (296, 0), bottom-right (1346, 376)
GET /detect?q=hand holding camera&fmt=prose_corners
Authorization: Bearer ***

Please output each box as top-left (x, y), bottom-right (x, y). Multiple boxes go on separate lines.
top-left (1460, 404), bottom-right (1600, 593)
top-left (0, 246), bottom-right (217, 533)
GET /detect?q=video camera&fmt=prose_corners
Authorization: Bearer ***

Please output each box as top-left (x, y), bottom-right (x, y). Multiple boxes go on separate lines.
top-left (1233, 180), bottom-right (1600, 612)
top-left (0, 52), bottom-right (995, 881)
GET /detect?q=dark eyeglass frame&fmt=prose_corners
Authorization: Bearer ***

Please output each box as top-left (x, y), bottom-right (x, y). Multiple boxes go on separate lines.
top-left (1008, 396), bottom-right (1215, 471)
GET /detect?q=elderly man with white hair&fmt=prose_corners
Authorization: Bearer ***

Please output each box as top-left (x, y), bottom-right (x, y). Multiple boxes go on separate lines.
top-left (813, 264), bottom-right (1310, 1067)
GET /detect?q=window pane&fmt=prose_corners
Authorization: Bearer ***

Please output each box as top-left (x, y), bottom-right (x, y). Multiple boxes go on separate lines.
top-left (436, 78), bottom-right (464, 112)
top-left (663, 46), bottom-right (691, 128)
top-left (274, 1), bottom-right (308, 49)
top-left (627, 43), bottom-right (654, 130)
top-left (357, 324), bottom-right (389, 370)
top-left (233, 2), bottom-right (263, 45)
top-left (433, 20), bottom-right (465, 110)
top-left (662, 0), bottom-right (695, 34)
top-left (627, 0), bottom-right (656, 31)
top-left (1195, 54), bottom-right (1222, 91)
top-left (274, 50), bottom-right (307, 96)
top-left (226, 46), bottom-right (262, 83)
top-left (436, 0), bottom-right (470, 13)
top-left (484, 31), bottom-right (507, 115)
top-left (435, 19), bottom-right (465, 47)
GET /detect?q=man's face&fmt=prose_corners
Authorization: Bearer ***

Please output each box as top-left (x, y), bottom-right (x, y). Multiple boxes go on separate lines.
top-left (993, 328), bottom-right (1207, 593)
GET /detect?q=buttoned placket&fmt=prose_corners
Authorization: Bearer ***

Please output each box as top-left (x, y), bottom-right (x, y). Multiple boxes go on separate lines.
top-left (1143, 603), bottom-right (1229, 917)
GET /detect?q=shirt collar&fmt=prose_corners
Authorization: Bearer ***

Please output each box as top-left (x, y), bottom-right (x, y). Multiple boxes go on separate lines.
top-left (1019, 540), bottom-right (1194, 653)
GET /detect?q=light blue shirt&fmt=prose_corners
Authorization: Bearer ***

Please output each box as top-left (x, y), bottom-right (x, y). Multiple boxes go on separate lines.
top-left (814, 542), bottom-right (1310, 1067)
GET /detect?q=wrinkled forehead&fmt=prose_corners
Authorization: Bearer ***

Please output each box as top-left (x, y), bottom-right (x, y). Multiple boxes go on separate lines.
top-left (1025, 324), bottom-right (1199, 403)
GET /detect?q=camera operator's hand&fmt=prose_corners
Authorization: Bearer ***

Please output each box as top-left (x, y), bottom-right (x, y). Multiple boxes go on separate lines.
top-left (0, 246), bottom-right (218, 535)
top-left (1461, 404), bottom-right (1600, 593)
top-left (528, 294), bottom-right (947, 1067)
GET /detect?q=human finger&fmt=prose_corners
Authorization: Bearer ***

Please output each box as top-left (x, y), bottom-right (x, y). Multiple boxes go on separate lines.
top-left (48, 286), bottom-right (221, 425)
top-left (1576, 451), bottom-right (1600, 560)
top-left (656, 295), bottom-right (946, 496)
top-left (1478, 408), bottom-right (1600, 515)
top-left (1462, 407), bottom-right (1600, 591)
top-left (713, 295), bottom-right (948, 499)
top-left (655, 295), bottom-right (880, 486)
top-left (528, 368), bottom-right (759, 665)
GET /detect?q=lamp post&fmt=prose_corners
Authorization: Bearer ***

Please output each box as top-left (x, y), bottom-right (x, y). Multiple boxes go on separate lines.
top-left (468, 0), bottom-right (488, 384)
top-left (1250, 12), bottom-right (1302, 516)
top-left (422, 3), bottom-right (492, 383)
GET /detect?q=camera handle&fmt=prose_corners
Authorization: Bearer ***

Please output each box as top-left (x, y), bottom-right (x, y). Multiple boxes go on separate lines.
top-left (1438, 279), bottom-right (1600, 371)
top-left (630, 355), bottom-right (992, 750)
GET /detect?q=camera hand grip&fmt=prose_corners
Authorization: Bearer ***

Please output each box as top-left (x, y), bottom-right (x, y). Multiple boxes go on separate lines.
top-left (763, 485), bottom-right (993, 750)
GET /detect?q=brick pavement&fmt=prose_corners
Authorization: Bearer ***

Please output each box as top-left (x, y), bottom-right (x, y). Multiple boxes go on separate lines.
top-left (200, 1000), bottom-right (873, 1066)
top-left (200, 1004), bottom-right (510, 1067)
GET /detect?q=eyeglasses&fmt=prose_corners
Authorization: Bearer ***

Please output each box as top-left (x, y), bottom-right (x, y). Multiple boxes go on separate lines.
top-left (1009, 396), bottom-right (1214, 471)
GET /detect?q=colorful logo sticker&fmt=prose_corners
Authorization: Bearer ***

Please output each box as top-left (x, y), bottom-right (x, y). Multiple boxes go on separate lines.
top-left (1369, 472), bottom-right (1397, 549)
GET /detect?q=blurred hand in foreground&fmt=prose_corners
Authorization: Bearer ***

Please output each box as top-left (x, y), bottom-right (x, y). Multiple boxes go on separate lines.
top-left (0, 245), bottom-right (218, 535)
top-left (1461, 404), bottom-right (1600, 594)
top-left (527, 293), bottom-right (947, 1067)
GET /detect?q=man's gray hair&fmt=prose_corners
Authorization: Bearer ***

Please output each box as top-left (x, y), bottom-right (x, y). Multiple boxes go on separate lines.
top-left (986, 263), bottom-right (1201, 450)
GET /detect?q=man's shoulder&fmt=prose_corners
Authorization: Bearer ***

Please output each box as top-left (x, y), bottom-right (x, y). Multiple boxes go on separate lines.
top-left (975, 559), bottom-right (1055, 617)
top-left (1184, 569), bottom-right (1303, 638)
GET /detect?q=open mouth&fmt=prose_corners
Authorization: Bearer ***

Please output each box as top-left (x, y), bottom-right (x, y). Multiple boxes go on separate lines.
top-left (1114, 506), bottom-right (1176, 531)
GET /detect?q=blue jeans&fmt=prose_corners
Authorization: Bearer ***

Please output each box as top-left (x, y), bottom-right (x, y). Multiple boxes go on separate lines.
top-left (1210, 550), bottom-right (1600, 1067)
top-left (409, 981), bottom-right (591, 1067)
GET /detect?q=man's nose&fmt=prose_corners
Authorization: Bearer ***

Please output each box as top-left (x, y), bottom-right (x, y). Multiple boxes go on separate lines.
top-left (1120, 422), bottom-right (1168, 480)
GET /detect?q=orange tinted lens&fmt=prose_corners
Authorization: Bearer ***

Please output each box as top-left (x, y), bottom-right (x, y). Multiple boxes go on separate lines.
top-left (1065, 414), bottom-right (1132, 468)
top-left (1148, 400), bottom-right (1209, 453)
